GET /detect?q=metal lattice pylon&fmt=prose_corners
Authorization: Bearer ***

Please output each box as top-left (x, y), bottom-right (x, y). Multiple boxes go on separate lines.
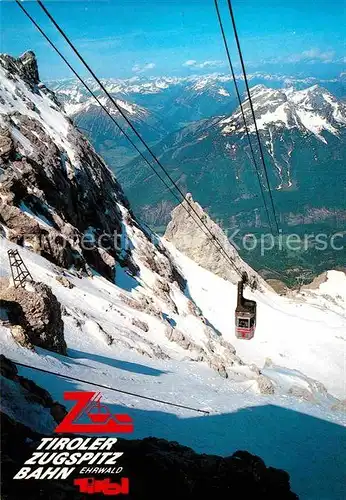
top-left (8, 249), bottom-right (33, 289)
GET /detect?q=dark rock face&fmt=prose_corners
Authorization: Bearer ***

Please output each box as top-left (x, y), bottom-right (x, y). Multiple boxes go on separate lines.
top-left (16, 376), bottom-right (54, 408)
top-left (0, 131), bottom-right (124, 280)
top-left (0, 410), bottom-right (298, 500)
top-left (0, 51), bottom-right (188, 286)
top-left (18, 51), bottom-right (40, 85)
top-left (0, 355), bottom-right (68, 424)
top-left (120, 441), bottom-right (298, 499)
top-left (0, 298), bottom-right (27, 327)
top-left (0, 354), bottom-right (18, 379)
top-left (0, 128), bottom-right (14, 163)
top-left (0, 51), bottom-right (39, 87)
top-left (0, 279), bottom-right (66, 355)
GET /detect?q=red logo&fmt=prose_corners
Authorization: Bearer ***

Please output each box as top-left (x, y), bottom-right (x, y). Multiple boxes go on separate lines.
top-left (74, 477), bottom-right (129, 495)
top-left (55, 391), bottom-right (134, 434)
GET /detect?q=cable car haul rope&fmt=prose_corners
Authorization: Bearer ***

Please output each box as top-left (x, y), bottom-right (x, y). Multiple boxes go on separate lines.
top-left (11, 359), bottom-right (210, 415)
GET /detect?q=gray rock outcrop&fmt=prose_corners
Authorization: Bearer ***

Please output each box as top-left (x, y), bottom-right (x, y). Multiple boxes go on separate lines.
top-left (0, 354), bottom-right (67, 424)
top-left (257, 375), bottom-right (275, 395)
top-left (0, 278), bottom-right (66, 354)
top-left (164, 194), bottom-right (267, 288)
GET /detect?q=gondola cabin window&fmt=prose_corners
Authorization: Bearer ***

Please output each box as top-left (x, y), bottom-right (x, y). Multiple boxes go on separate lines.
top-left (237, 318), bottom-right (249, 328)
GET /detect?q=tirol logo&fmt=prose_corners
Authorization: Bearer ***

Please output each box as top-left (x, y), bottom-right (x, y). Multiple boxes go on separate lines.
top-left (13, 391), bottom-right (133, 495)
top-left (55, 391), bottom-right (134, 434)
top-left (74, 477), bottom-right (130, 495)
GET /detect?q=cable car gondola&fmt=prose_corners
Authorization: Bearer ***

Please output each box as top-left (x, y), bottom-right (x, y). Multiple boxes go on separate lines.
top-left (235, 273), bottom-right (256, 340)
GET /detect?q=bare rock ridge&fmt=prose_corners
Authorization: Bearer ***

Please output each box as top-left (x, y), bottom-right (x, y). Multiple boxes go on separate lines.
top-left (0, 51), bottom-right (40, 86)
top-left (164, 193), bottom-right (267, 288)
top-left (0, 49), bottom-right (127, 281)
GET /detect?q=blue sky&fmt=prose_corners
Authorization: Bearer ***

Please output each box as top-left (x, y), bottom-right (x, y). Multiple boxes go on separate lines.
top-left (0, 0), bottom-right (345, 80)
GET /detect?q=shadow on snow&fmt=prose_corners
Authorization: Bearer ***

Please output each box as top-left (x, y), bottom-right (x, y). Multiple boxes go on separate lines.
top-left (37, 347), bottom-right (168, 377)
top-left (16, 364), bottom-right (346, 500)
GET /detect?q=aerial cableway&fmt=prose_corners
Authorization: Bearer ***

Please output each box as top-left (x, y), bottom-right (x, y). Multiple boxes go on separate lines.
top-left (14, 0), bottom-right (286, 339)
top-left (9, 359), bottom-right (211, 415)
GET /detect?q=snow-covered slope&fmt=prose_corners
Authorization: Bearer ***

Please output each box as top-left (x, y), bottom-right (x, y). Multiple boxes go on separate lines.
top-left (0, 51), bottom-right (258, 385)
top-left (1, 238), bottom-right (345, 500)
top-left (164, 239), bottom-right (346, 400)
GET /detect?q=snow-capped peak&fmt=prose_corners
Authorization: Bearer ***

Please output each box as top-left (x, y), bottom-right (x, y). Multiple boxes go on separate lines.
top-left (0, 53), bottom-right (79, 167)
top-left (220, 84), bottom-right (346, 142)
top-left (60, 91), bottom-right (149, 119)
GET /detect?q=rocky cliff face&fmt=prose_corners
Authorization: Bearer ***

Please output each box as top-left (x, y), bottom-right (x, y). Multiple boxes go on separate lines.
top-left (0, 53), bottom-right (192, 288)
top-left (0, 51), bottom-right (135, 281)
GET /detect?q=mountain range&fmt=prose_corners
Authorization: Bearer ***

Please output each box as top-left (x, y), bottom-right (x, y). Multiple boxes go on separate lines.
top-left (1, 52), bottom-right (346, 499)
top-left (50, 73), bottom-right (346, 281)
top-left (50, 71), bottom-right (346, 167)
top-left (124, 83), bottom-right (346, 281)
top-left (121, 83), bottom-right (346, 224)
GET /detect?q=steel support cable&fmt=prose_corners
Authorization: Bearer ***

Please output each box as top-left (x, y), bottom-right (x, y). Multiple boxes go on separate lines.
top-left (214, 0), bottom-right (274, 234)
top-left (34, 0), bottom-right (246, 277)
top-left (15, 1), bottom-right (245, 279)
top-left (226, 0), bottom-right (280, 234)
top-left (12, 359), bottom-right (210, 415)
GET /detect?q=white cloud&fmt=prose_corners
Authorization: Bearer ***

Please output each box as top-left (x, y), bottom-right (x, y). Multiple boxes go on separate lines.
top-left (132, 62), bottom-right (156, 74)
top-left (183, 59), bottom-right (224, 69)
top-left (183, 60), bottom-right (198, 67)
top-left (198, 60), bottom-right (224, 68)
top-left (287, 48), bottom-right (336, 63)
